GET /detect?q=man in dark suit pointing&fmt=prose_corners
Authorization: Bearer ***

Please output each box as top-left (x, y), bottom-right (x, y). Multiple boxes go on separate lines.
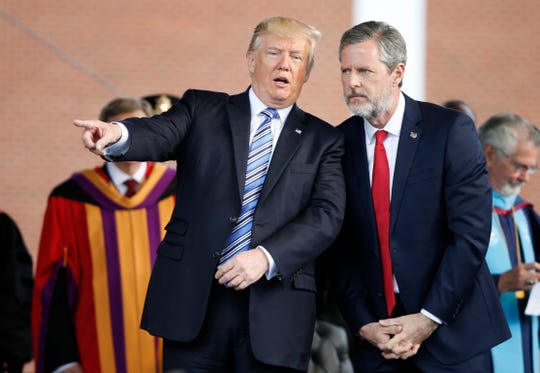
top-left (74, 16), bottom-right (345, 373)
top-left (332, 21), bottom-right (510, 372)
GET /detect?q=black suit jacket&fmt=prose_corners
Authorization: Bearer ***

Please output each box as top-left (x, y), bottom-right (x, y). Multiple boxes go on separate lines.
top-left (116, 88), bottom-right (346, 370)
top-left (333, 94), bottom-right (510, 370)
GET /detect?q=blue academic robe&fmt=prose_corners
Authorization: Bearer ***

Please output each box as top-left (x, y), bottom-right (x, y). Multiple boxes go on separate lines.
top-left (486, 192), bottom-right (540, 373)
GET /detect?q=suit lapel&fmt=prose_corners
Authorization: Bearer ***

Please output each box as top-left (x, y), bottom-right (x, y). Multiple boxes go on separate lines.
top-left (390, 96), bottom-right (423, 232)
top-left (349, 120), bottom-right (372, 201)
top-left (226, 91), bottom-right (252, 199)
top-left (259, 105), bottom-right (306, 203)
top-left (347, 118), bottom-right (379, 256)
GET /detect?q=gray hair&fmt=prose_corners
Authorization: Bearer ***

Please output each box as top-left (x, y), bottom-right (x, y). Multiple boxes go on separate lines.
top-left (339, 21), bottom-right (407, 87)
top-left (478, 113), bottom-right (540, 156)
top-left (99, 97), bottom-right (153, 122)
top-left (247, 16), bottom-right (322, 73)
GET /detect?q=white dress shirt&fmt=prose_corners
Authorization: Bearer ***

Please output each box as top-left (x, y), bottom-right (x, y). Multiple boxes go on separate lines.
top-left (363, 92), bottom-right (441, 324)
top-left (106, 161), bottom-right (147, 195)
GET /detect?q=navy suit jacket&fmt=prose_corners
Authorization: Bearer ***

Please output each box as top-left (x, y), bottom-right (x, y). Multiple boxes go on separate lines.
top-left (334, 94), bottom-right (510, 368)
top-left (115, 88), bottom-right (346, 370)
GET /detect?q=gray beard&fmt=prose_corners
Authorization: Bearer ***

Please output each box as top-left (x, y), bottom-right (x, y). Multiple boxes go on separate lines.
top-left (346, 90), bottom-right (393, 122)
top-left (499, 182), bottom-right (523, 196)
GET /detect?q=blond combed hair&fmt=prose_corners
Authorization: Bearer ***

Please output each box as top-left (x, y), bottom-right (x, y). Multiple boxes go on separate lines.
top-left (247, 16), bottom-right (321, 73)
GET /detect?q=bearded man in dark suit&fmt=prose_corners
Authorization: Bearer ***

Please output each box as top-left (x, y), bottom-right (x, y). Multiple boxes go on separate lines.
top-left (333, 20), bottom-right (510, 372)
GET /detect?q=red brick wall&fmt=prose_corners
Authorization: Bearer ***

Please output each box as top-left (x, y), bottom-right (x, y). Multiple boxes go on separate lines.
top-left (427, 0), bottom-right (540, 209)
top-left (2, 0), bottom-right (540, 264)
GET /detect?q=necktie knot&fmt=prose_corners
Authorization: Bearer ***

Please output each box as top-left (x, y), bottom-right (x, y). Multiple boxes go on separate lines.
top-left (124, 179), bottom-right (139, 197)
top-left (375, 130), bottom-right (388, 145)
top-left (261, 108), bottom-right (279, 121)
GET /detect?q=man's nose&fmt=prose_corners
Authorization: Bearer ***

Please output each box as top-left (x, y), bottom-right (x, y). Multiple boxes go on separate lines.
top-left (349, 72), bottom-right (363, 88)
top-left (278, 55), bottom-right (291, 70)
top-left (517, 169), bottom-right (530, 183)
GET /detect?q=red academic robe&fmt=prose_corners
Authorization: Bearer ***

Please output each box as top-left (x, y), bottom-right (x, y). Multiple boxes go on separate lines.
top-left (32, 163), bottom-right (176, 373)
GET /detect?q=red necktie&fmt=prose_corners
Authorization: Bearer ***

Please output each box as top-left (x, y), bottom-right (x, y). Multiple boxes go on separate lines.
top-left (124, 179), bottom-right (138, 197)
top-left (372, 130), bottom-right (395, 316)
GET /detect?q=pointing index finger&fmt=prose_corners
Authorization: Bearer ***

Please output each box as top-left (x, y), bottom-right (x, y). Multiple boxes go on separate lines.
top-left (73, 119), bottom-right (97, 129)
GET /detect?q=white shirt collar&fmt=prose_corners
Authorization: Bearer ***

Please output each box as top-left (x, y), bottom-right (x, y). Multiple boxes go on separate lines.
top-left (248, 87), bottom-right (293, 122)
top-left (365, 92), bottom-right (406, 144)
top-left (106, 162), bottom-right (147, 189)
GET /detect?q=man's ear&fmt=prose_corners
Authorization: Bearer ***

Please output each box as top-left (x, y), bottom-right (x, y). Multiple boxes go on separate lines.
top-left (304, 69), bottom-right (311, 83)
top-left (393, 63), bottom-right (405, 86)
top-left (246, 52), bottom-right (255, 75)
top-left (483, 145), bottom-right (497, 167)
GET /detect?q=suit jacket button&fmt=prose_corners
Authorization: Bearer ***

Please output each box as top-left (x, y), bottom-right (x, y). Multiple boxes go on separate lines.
top-left (229, 216), bottom-right (238, 223)
top-left (212, 251), bottom-right (220, 259)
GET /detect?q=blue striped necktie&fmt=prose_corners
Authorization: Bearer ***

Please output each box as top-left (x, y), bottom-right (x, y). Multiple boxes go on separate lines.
top-left (219, 108), bottom-right (279, 265)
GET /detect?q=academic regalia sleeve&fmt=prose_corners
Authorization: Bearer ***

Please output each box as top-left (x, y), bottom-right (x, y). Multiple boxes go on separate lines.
top-left (524, 205), bottom-right (540, 259)
top-left (43, 267), bottom-right (79, 372)
top-left (32, 196), bottom-right (82, 373)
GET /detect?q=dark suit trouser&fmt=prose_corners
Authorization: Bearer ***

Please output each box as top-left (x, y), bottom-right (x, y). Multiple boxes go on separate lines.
top-left (351, 295), bottom-right (492, 373)
top-left (163, 280), bottom-right (303, 373)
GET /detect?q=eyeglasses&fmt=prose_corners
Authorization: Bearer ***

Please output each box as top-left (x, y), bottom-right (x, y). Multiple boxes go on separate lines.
top-left (498, 149), bottom-right (538, 175)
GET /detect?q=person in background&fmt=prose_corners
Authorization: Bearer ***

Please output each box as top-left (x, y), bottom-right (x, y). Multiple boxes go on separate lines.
top-left (0, 211), bottom-right (33, 373)
top-left (32, 97), bottom-right (177, 373)
top-left (72, 16), bottom-right (345, 373)
top-left (442, 99), bottom-right (476, 124)
top-left (332, 20), bottom-right (510, 372)
top-left (142, 94), bottom-right (179, 115)
top-left (479, 113), bottom-right (540, 373)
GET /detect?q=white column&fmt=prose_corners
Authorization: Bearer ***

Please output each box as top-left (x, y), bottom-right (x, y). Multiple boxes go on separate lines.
top-left (352, 0), bottom-right (426, 100)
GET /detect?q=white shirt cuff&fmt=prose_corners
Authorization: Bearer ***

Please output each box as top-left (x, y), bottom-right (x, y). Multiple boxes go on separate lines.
top-left (103, 121), bottom-right (129, 158)
top-left (257, 246), bottom-right (277, 280)
top-left (421, 308), bottom-right (443, 324)
top-left (52, 362), bottom-right (79, 373)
